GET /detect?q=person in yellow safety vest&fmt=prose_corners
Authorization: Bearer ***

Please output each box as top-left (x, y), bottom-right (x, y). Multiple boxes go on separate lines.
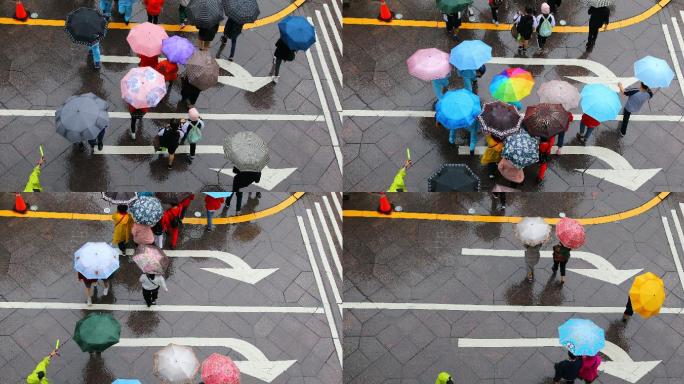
top-left (23, 158), bottom-right (44, 192)
top-left (436, 371), bottom-right (454, 384)
top-left (26, 348), bottom-right (58, 383)
top-left (387, 159), bottom-right (412, 192)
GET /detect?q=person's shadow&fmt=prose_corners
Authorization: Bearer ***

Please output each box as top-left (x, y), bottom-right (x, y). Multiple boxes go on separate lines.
top-left (82, 353), bottom-right (115, 383)
top-left (126, 310), bottom-right (161, 336)
top-left (538, 274), bottom-right (565, 306)
top-left (504, 277), bottom-right (535, 305)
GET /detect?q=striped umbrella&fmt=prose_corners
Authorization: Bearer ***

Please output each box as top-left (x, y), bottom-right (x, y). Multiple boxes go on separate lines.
top-left (186, 50), bottom-right (220, 91)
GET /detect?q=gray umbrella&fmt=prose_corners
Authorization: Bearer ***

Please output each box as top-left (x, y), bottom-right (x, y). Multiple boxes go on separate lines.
top-left (222, 0), bottom-right (260, 24)
top-left (186, 50), bottom-right (220, 91)
top-left (580, 0), bottom-right (614, 7)
top-left (55, 93), bottom-right (109, 143)
top-left (187, 0), bottom-right (224, 29)
top-left (223, 131), bottom-right (269, 172)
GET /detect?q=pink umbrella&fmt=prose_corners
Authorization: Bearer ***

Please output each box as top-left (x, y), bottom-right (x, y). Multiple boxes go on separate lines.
top-left (127, 22), bottom-right (169, 57)
top-left (201, 353), bottom-right (240, 384)
top-left (120, 67), bottom-right (167, 109)
top-left (406, 48), bottom-right (451, 81)
top-left (556, 217), bottom-right (586, 249)
top-left (497, 158), bottom-right (524, 184)
top-left (132, 244), bottom-right (169, 274)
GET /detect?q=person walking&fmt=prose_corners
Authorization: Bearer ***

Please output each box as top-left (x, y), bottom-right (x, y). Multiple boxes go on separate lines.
top-left (112, 204), bottom-right (133, 255)
top-left (617, 82), bottom-right (652, 137)
top-left (435, 371), bottom-right (454, 384)
top-left (575, 113), bottom-right (600, 145)
top-left (227, 167), bottom-right (262, 212)
top-left (481, 135), bottom-right (503, 180)
top-left (26, 348), bottom-right (59, 384)
top-left (128, 104), bottom-right (148, 140)
top-left (152, 219), bottom-right (164, 248)
top-left (155, 59), bottom-right (179, 84)
top-left (144, 0), bottom-right (163, 24)
top-left (553, 351), bottom-right (582, 383)
top-left (180, 74), bottom-right (202, 107)
top-left (204, 194), bottom-right (225, 231)
top-left (525, 244), bottom-right (541, 282)
top-left (220, 18), bottom-right (244, 61)
top-left (270, 38), bottom-right (296, 83)
top-left (537, 135), bottom-right (554, 182)
top-left (178, 0), bottom-right (189, 28)
top-left (444, 11), bottom-right (462, 41)
top-left (132, 222), bottom-right (154, 246)
top-left (586, 6), bottom-right (609, 51)
top-left (180, 108), bottom-right (204, 163)
top-left (158, 121), bottom-right (183, 169)
top-left (78, 272), bottom-right (109, 305)
top-left (578, 354), bottom-right (601, 383)
top-left (86, 127), bottom-right (105, 152)
top-left (488, 0), bottom-right (501, 25)
top-left (513, 7), bottom-right (537, 55)
top-left (99, 0), bottom-right (113, 19)
top-left (552, 242), bottom-right (571, 284)
top-left (535, 3), bottom-right (555, 53)
top-left (458, 68), bottom-right (477, 92)
top-left (161, 203), bottom-right (183, 249)
top-left (118, 0), bottom-right (134, 25)
top-left (139, 273), bottom-right (168, 307)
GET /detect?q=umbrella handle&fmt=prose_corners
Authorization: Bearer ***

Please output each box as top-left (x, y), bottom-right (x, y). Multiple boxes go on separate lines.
top-left (216, 160), bottom-right (232, 186)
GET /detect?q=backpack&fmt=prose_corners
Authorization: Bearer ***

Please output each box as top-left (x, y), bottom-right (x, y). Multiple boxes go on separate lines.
top-left (539, 15), bottom-right (553, 37)
top-left (186, 121), bottom-right (203, 144)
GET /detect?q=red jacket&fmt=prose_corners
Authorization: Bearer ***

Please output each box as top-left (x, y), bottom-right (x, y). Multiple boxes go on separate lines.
top-left (581, 113), bottom-right (600, 128)
top-left (139, 54), bottom-right (160, 68)
top-left (161, 206), bottom-right (182, 232)
top-left (205, 196), bottom-right (225, 211)
top-left (145, 0), bottom-right (164, 16)
top-left (155, 60), bottom-right (178, 81)
top-left (127, 104), bottom-right (149, 114)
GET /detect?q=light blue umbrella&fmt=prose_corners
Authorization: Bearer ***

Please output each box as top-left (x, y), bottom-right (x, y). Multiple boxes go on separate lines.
top-left (74, 242), bottom-right (120, 280)
top-left (278, 16), bottom-right (316, 51)
top-left (203, 192), bottom-right (233, 198)
top-left (558, 318), bottom-right (605, 356)
top-left (112, 380), bottom-right (142, 384)
top-left (435, 89), bottom-right (481, 129)
top-left (634, 56), bottom-right (674, 88)
top-left (580, 84), bottom-right (621, 122)
top-left (502, 131), bottom-right (539, 169)
top-left (450, 40), bottom-right (492, 70)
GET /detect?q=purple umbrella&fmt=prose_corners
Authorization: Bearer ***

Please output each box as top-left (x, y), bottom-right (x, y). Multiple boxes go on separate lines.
top-left (161, 36), bottom-right (195, 65)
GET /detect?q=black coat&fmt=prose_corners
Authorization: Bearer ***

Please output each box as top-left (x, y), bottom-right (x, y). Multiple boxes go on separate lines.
top-left (274, 38), bottom-right (296, 61)
top-left (588, 6), bottom-right (609, 30)
top-left (232, 167), bottom-right (262, 191)
top-left (224, 18), bottom-right (244, 39)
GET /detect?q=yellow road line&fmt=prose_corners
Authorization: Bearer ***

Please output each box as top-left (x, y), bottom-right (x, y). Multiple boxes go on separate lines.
top-left (0, 192), bottom-right (305, 225)
top-left (0, 0), bottom-right (305, 31)
top-left (343, 0), bottom-right (670, 32)
top-left (343, 192), bottom-right (670, 225)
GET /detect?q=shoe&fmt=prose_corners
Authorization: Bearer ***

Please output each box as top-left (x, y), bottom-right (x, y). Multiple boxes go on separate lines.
top-left (622, 314), bottom-right (631, 323)
top-left (86, 297), bottom-right (92, 306)
top-left (489, 174), bottom-right (495, 180)
top-left (227, 57), bottom-right (234, 62)
top-left (103, 287), bottom-right (109, 296)
top-left (575, 133), bottom-right (585, 144)
top-left (187, 155), bottom-right (194, 163)
top-left (556, 148), bottom-right (562, 155)
top-left (93, 62), bottom-right (101, 70)
top-left (97, 141), bottom-right (103, 151)
top-left (206, 226), bottom-right (214, 231)
top-left (527, 272), bottom-right (534, 282)
top-left (130, 131), bottom-right (136, 140)
top-left (619, 129), bottom-right (626, 137)
top-left (124, 19), bottom-right (129, 25)
top-left (560, 277), bottom-right (565, 284)
top-left (78, 142), bottom-right (86, 152)
top-left (500, 205), bottom-right (506, 211)
top-left (551, 269), bottom-right (557, 276)
top-left (272, 75), bottom-right (279, 83)
top-left (180, 23), bottom-right (186, 29)
top-left (167, 163), bottom-right (173, 170)
top-left (220, 35), bottom-right (228, 44)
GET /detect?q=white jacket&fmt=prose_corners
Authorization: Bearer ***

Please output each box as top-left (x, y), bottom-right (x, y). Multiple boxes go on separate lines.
top-left (139, 274), bottom-right (168, 291)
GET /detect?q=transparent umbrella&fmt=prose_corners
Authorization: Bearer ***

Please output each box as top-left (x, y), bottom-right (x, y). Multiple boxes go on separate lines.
top-left (154, 344), bottom-right (200, 383)
top-left (515, 217), bottom-right (551, 247)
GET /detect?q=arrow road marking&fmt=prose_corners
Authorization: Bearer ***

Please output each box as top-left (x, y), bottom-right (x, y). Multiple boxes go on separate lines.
top-left (458, 338), bottom-right (660, 383)
top-left (116, 337), bottom-right (296, 383)
top-left (211, 166), bottom-right (297, 191)
top-left (461, 248), bottom-right (642, 285)
top-left (125, 249), bottom-right (277, 284)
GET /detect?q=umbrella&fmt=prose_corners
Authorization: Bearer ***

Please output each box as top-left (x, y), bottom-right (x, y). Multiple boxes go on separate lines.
top-left (186, 50), bottom-right (220, 91)
top-left (120, 67), bottom-right (167, 109)
top-left (223, 0), bottom-right (260, 24)
top-left (436, 0), bottom-right (473, 13)
top-left (555, 217), bottom-right (585, 249)
top-left (65, 7), bottom-right (107, 46)
top-left (201, 353), bottom-right (240, 384)
top-left (502, 131), bottom-right (539, 169)
top-left (161, 35), bottom-right (195, 65)
top-left (74, 242), bottom-right (120, 279)
top-left (490, 68), bottom-right (535, 103)
top-left (629, 272), bottom-right (665, 318)
top-left (580, 84), bottom-right (621, 122)
top-left (522, 103), bottom-right (569, 139)
top-left (634, 56), bottom-right (675, 88)
top-left (515, 217), bottom-right (552, 247)
top-left (112, 380), bottom-right (142, 384)
top-left (536, 80), bottom-right (580, 111)
top-left (223, 131), bottom-right (270, 172)
top-left (558, 318), bottom-right (605, 356)
top-left (187, 0), bottom-right (224, 29)
top-left (435, 89), bottom-right (481, 129)
top-left (74, 313), bottom-right (121, 352)
top-left (130, 196), bottom-right (164, 226)
top-left (155, 192), bottom-right (194, 205)
top-left (204, 192), bottom-right (233, 198)
top-left (102, 192), bottom-right (138, 205)
top-left (580, 0), bottom-right (614, 7)
top-left (427, 164), bottom-right (480, 192)
top-left (478, 101), bottom-right (522, 139)
top-left (278, 16), bottom-right (316, 51)
top-left (55, 93), bottom-right (109, 143)
top-left (498, 158), bottom-right (524, 183)
top-left (154, 344), bottom-right (200, 383)
top-left (406, 48), bottom-right (451, 82)
top-left (450, 40), bottom-right (492, 71)
top-left (132, 244), bottom-right (169, 274)
top-left (126, 22), bottom-right (169, 57)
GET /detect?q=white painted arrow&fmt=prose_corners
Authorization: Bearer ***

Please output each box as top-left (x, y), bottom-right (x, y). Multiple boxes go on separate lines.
top-left (211, 166), bottom-right (297, 191)
top-left (461, 248), bottom-right (642, 285)
top-left (116, 337), bottom-right (296, 383)
top-left (458, 338), bottom-right (660, 383)
top-left (126, 249), bottom-right (277, 284)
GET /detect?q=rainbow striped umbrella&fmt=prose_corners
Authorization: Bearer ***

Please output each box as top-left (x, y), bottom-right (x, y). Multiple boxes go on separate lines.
top-left (489, 68), bottom-right (535, 103)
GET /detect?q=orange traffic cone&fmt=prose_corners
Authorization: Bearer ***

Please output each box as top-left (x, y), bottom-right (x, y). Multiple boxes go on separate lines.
top-left (378, 0), bottom-right (392, 22)
top-left (14, 193), bottom-right (27, 214)
top-left (14, 1), bottom-right (28, 21)
top-left (377, 193), bottom-right (392, 214)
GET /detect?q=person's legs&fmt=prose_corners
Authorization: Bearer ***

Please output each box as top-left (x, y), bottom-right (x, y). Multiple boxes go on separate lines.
top-left (168, 153), bottom-right (175, 167)
top-left (154, 15), bottom-right (159, 24)
top-left (463, 77), bottom-right (473, 92)
top-left (623, 297), bottom-right (633, 321)
top-left (552, 260), bottom-right (559, 273)
top-left (206, 209), bottom-right (214, 230)
top-left (83, 283), bottom-right (93, 305)
top-left (179, 5), bottom-right (187, 25)
top-left (620, 108), bottom-right (631, 136)
top-left (189, 143), bottom-right (196, 161)
top-left (169, 228), bottom-right (178, 248)
top-left (235, 192), bottom-right (243, 212)
top-left (273, 57), bottom-right (283, 76)
top-left (538, 36), bottom-right (546, 49)
top-left (151, 287), bottom-right (159, 303)
top-left (130, 116), bottom-right (137, 135)
top-left (587, 27), bottom-right (598, 48)
top-left (229, 37), bottom-right (238, 59)
top-left (556, 131), bottom-right (565, 154)
top-left (559, 261), bottom-right (566, 277)
top-left (448, 129), bottom-right (456, 144)
top-left (487, 163), bottom-right (497, 178)
top-left (142, 288), bottom-right (153, 306)
top-left (100, 279), bottom-right (109, 296)
top-left (538, 161), bottom-right (548, 181)
top-left (147, 13), bottom-right (153, 22)
top-left (90, 43), bottom-right (101, 69)
top-left (154, 233), bottom-right (164, 248)
top-left (120, 4), bottom-right (133, 23)
top-left (117, 241), bottom-right (126, 255)
top-left (490, 6), bottom-right (498, 23)
top-left (584, 127), bottom-right (595, 140)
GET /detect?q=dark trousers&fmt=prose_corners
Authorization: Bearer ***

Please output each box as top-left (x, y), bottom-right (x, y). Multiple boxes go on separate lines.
top-left (587, 26), bottom-right (600, 47)
top-left (557, 131), bottom-right (565, 148)
top-left (552, 260), bottom-right (567, 276)
top-left (222, 35), bottom-right (238, 58)
top-left (537, 35), bottom-right (548, 49)
top-left (493, 192), bottom-right (506, 206)
top-left (620, 108), bottom-right (631, 135)
top-left (490, 6), bottom-right (498, 22)
top-left (130, 116), bottom-right (141, 133)
top-left (624, 297), bottom-right (633, 316)
top-left (142, 287), bottom-right (159, 306)
top-left (273, 57), bottom-right (283, 76)
top-left (189, 143), bottom-right (196, 156)
top-left (487, 163), bottom-right (498, 177)
top-left (147, 14), bottom-right (158, 24)
top-left (181, 79), bottom-right (201, 105)
top-left (227, 191), bottom-right (243, 211)
top-left (117, 241), bottom-right (126, 253)
top-left (178, 5), bottom-right (187, 23)
top-left (87, 129), bottom-right (106, 147)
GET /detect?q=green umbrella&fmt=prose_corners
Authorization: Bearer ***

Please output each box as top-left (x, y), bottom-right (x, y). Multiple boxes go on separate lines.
top-left (74, 313), bottom-right (121, 352)
top-left (436, 0), bottom-right (473, 14)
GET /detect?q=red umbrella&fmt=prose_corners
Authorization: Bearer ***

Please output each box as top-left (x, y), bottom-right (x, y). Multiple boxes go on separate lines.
top-left (556, 218), bottom-right (586, 249)
top-left (201, 353), bottom-right (240, 384)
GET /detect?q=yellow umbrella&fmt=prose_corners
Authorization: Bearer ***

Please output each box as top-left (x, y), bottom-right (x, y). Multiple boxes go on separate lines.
top-left (629, 272), bottom-right (665, 318)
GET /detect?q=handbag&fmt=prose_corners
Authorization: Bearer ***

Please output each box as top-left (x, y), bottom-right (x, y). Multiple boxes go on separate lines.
top-left (552, 244), bottom-right (569, 263)
top-left (510, 23), bottom-right (518, 39)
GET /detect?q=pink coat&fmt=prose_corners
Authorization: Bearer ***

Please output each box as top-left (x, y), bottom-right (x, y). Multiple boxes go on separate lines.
top-left (132, 223), bottom-right (154, 245)
top-left (578, 355), bottom-right (601, 382)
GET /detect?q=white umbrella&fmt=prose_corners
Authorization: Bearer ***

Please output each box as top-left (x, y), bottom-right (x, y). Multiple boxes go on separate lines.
top-left (515, 217), bottom-right (551, 247)
top-left (153, 344), bottom-right (200, 383)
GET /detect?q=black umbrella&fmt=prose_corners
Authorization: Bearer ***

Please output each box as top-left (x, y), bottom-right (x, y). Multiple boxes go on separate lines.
top-left (522, 103), bottom-right (569, 139)
top-left (478, 101), bottom-right (522, 139)
top-left (428, 164), bottom-right (481, 192)
top-left (187, 0), bottom-right (224, 29)
top-left (155, 192), bottom-right (194, 205)
top-left (65, 7), bottom-right (107, 46)
top-left (222, 0), bottom-right (260, 24)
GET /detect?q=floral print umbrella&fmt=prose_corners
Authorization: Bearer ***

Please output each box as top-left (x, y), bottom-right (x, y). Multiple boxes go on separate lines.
top-left (130, 196), bottom-right (164, 226)
top-left (120, 67), bottom-right (167, 109)
top-left (502, 131), bottom-right (539, 169)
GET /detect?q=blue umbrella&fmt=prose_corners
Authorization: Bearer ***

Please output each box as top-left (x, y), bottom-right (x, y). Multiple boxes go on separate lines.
top-left (558, 318), bottom-right (605, 356)
top-left (580, 84), bottom-right (621, 122)
top-left (74, 242), bottom-right (120, 280)
top-left (435, 89), bottom-right (481, 129)
top-left (278, 16), bottom-right (316, 51)
top-left (112, 380), bottom-right (142, 384)
top-left (634, 56), bottom-right (674, 88)
top-left (203, 192), bottom-right (233, 198)
top-left (450, 40), bottom-right (492, 70)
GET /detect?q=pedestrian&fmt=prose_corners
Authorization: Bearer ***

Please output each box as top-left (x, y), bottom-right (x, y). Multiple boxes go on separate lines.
top-left (89, 42), bottom-right (102, 70)
top-left (152, 219), bottom-right (164, 248)
top-left (617, 82), bottom-right (652, 137)
top-left (537, 135), bottom-right (554, 182)
top-left (458, 68), bottom-right (477, 92)
top-left (155, 59), bottom-right (179, 85)
top-left (78, 272), bottom-right (108, 305)
top-left (535, 3), bottom-right (555, 53)
top-left (467, 120), bottom-right (479, 155)
top-left (26, 348), bottom-right (59, 384)
top-left (551, 242), bottom-right (571, 284)
top-left (220, 18), bottom-right (244, 61)
top-left (226, 167), bottom-right (262, 212)
top-left (575, 113), bottom-right (600, 145)
top-left (144, 0), bottom-right (163, 24)
top-left (161, 203), bottom-right (183, 249)
top-left (525, 244), bottom-right (541, 282)
top-left (179, 0), bottom-right (189, 28)
top-left (435, 371), bottom-right (454, 384)
top-left (180, 107), bottom-right (204, 163)
top-left (83, 127), bottom-right (105, 152)
top-left (128, 104), bottom-right (148, 140)
top-left (553, 351), bottom-right (582, 383)
top-left (112, 204), bottom-right (133, 256)
top-left (99, 0), bottom-right (113, 19)
top-left (132, 222), bottom-right (154, 246)
top-left (555, 111), bottom-right (573, 155)
top-left (139, 273), bottom-right (168, 307)
top-left (180, 74), bottom-right (202, 107)
top-left (586, 6), bottom-right (609, 51)
top-left (198, 23), bottom-right (220, 50)
top-left (388, 159), bottom-right (412, 192)
top-left (513, 7), bottom-right (537, 55)
top-left (488, 0), bottom-right (501, 25)
top-left (118, 0), bottom-right (133, 25)
top-left (178, 193), bottom-right (195, 219)
top-left (578, 354), bottom-right (601, 383)
top-left (622, 297), bottom-right (633, 322)
top-left (204, 194), bottom-right (225, 231)
top-left (138, 54), bottom-right (159, 68)
top-left (270, 38), bottom-right (296, 83)
top-left (481, 134), bottom-right (503, 180)
top-left (158, 120), bottom-right (183, 169)
top-left (23, 157), bottom-right (44, 192)
top-left (444, 11), bottom-right (462, 41)
top-left (432, 75), bottom-right (450, 102)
